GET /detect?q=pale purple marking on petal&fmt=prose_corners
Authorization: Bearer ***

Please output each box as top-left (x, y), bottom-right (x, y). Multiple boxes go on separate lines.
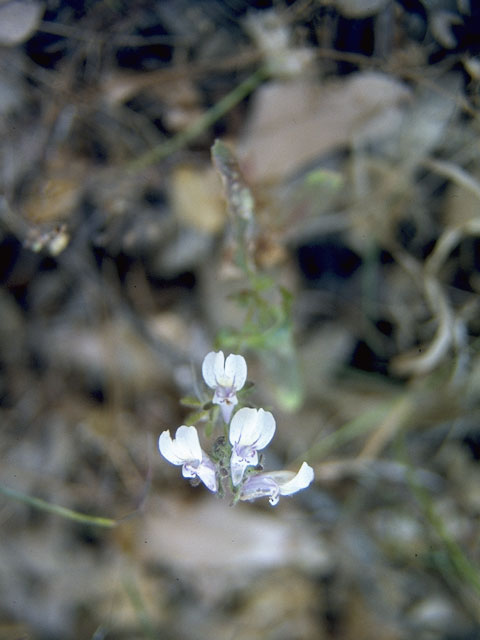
top-left (239, 463), bottom-right (314, 505)
top-left (240, 474), bottom-right (280, 505)
top-left (231, 447), bottom-right (259, 486)
top-left (224, 354), bottom-right (247, 390)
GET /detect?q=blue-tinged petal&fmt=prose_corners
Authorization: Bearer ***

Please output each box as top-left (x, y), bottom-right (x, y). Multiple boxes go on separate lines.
top-left (230, 447), bottom-right (259, 486)
top-left (239, 463), bottom-right (314, 505)
top-left (181, 464), bottom-right (198, 479)
top-left (239, 474), bottom-right (280, 504)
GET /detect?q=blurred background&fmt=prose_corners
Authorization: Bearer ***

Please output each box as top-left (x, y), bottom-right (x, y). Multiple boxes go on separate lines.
top-left (1, 0), bottom-right (480, 638)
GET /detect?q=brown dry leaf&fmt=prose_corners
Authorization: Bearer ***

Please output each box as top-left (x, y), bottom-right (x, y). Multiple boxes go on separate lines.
top-left (239, 71), bottom-right (410, 183)
top-left (22, 156), bottom-right (87, 225)
top-left (170, 164), bottom-right (226, 233)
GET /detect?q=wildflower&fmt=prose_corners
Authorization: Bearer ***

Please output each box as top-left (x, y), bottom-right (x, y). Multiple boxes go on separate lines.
top-left (202, 351), bottom-right (247, 422)
top-left (159, 426), bottom-right (217, 492)
top-left (240, 462), bottom-right (314, 506)
top-left (229, 407), bottom-right (276, 486)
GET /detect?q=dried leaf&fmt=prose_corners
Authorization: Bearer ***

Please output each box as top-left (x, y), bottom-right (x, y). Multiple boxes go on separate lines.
top-left (239, 72), bottom-right (410, 183)
top-left (170, 164), bottom-right (226, 233)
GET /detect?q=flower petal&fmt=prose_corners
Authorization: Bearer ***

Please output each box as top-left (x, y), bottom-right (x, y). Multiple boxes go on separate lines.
top-left (231, 459), bottom-right (247, 487)
top-left (229, 407), bottom-right (253, 446)
top-left (202, 351), bottom-right (223, 389)
top-left (239, 474), bottom-right (280, 504)
top-left (239, 463), bottom-right (314, 505)
top-left (158, 430), bottom-right (184, 465)
top-left (278, 462), bottom-right (314, 496)
top-left (231, 449), bottom-right (259, 486)
top-left (224, 354), bottom-right (247, 391)
top-left (196, 454), bottom-right (218, 492)
top-left (229, 407), bottom-right (275, 449)
top-left (253, 409), bottom-right (276, 449)
top-left (219, 401), bottom-right (235, 424)
top-left (214, 351), bottom-right (233, 387)
top-left (181, 464), bottom-right (197, 479)
top-left (174, 425), bottom-right (202, 463)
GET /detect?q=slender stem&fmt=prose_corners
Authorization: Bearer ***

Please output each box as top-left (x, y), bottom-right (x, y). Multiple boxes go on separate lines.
top-left (128, 66), bottom-right (268, 171)
top-left (0, 482), bottom-right (117, 528)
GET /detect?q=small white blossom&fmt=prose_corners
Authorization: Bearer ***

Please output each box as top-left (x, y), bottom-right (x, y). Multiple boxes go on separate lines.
top-left (202, 351), bottom-right (247, 422)
top-left (159, 426), bottom-right (217, 492)
top-left (240, 462), bottom-right (314, 506)
top-left (229, 407), bottom-right (276, 486)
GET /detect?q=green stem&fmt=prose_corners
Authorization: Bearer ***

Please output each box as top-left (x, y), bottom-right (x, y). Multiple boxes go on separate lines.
top-left (128, 66), bottom-right (268, 171)
top-left (0, 482), bottom-right (117, 528)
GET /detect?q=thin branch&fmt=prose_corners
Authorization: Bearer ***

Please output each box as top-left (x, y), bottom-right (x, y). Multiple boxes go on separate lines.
top-left (127, 66), bottom-right (268, 171)
top-left (0, 483), bottom-right (118, 528)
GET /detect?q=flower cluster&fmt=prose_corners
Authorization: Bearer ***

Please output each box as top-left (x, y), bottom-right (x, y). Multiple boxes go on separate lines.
top-left (159, 351), bottom-right (314, 506)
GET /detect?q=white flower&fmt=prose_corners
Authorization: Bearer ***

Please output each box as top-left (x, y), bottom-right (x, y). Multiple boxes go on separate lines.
top-left (159, 426), bottom-right (217, 492)
top-left (229, 407), bottom-right (276, 486)
top-left (240, 462), bottom-right (314, 506)
top-left (202, 351), bottom-right (247, 422)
